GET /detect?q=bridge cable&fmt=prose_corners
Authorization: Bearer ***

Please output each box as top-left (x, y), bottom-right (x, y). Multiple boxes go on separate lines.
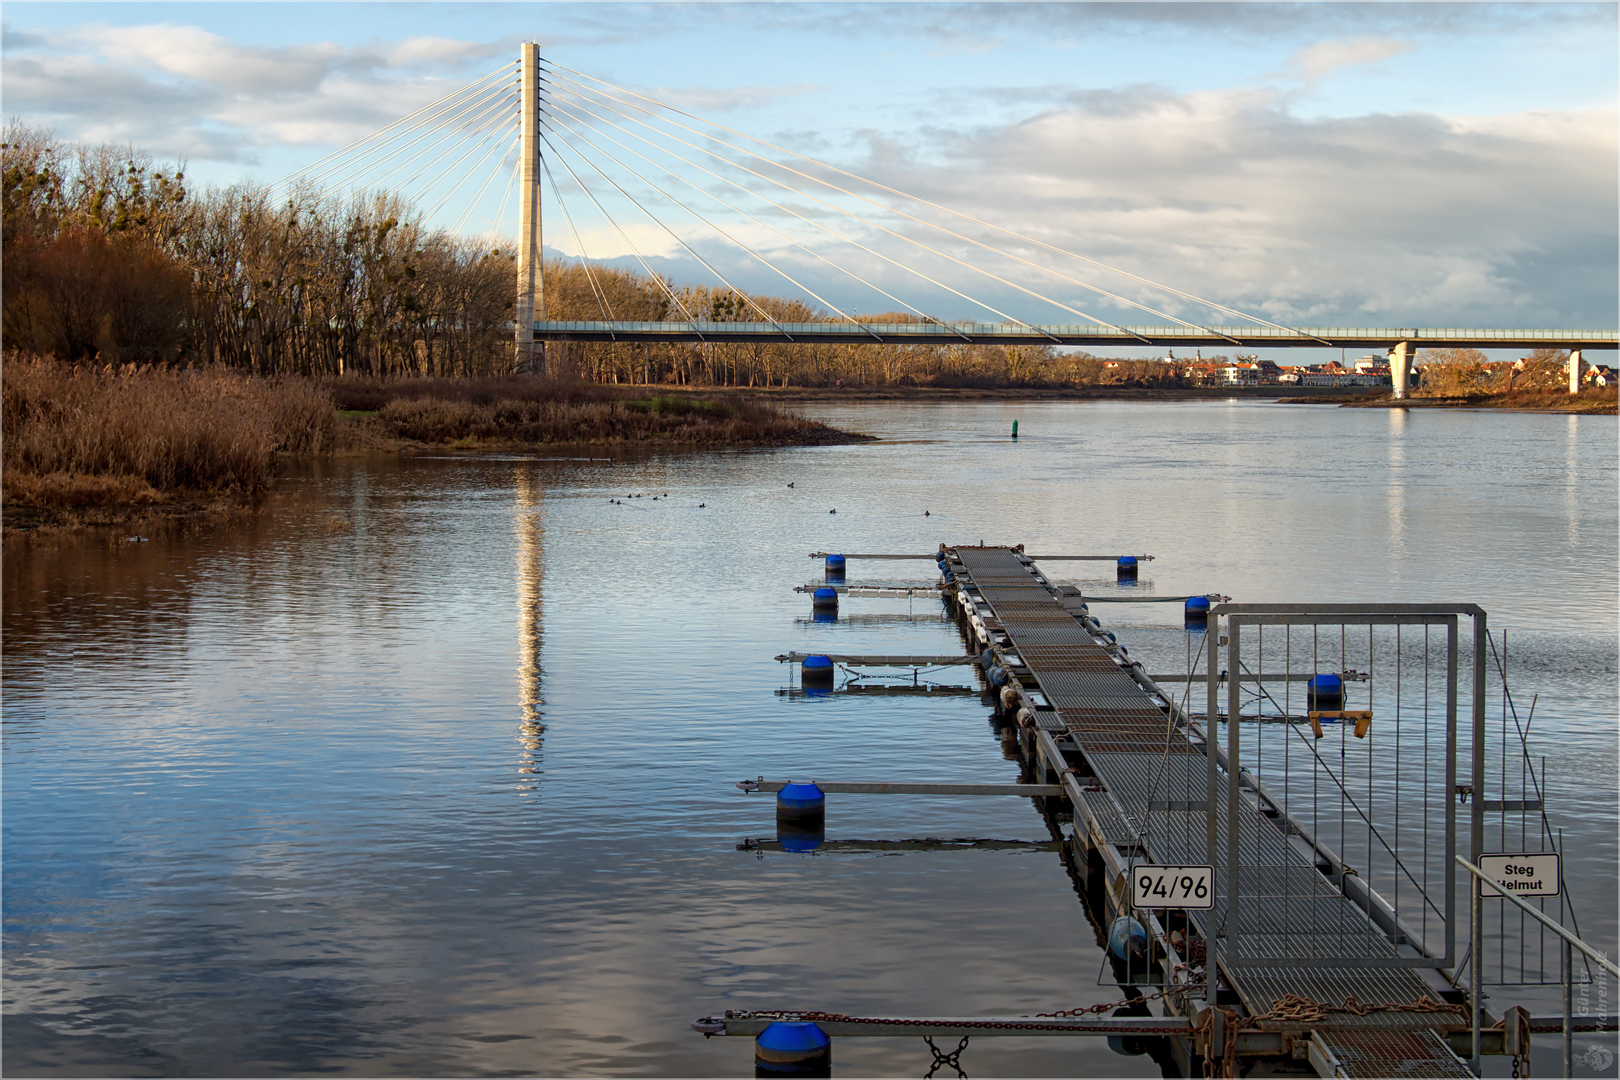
top-left (550, 63), bottom-right (1329, 345)
top-left (271, 79), bottom-right (515, 200)
top-left (387, 91), bottom-right (519, 200)
top-left (448, 132), bottom-right (521, 238)
top-left (540, 156), bottom-right (617, 321)
top-left (548, 78), bottom-right (1169, 344)
top-left (542, 100), bottom-right (887, 334)
top-left (255, 61), bottom-right (515, 198)
top-left (546, 74), bottom-right (1183, 340)
top-left (294, 85), bottom-right (516, 206)
top-left (545, 77), bottom-right (1149, 343)
top-left (543, 93), bottom-right (953, 340)
top-left (540, 122), bottom-right (797, 337)
top-left (537, 130), bottom-right (703, 330)
top-left (544, 87), bottom-right (1087, 344)
top-left (420, 116), bottom-right (522, 225)
top-left (484, 147), bottom-right (522, 251)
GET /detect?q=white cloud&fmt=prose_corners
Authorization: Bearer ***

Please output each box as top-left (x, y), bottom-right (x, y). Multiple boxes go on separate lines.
top-left (1284, 36), bottom-right (1413, 86)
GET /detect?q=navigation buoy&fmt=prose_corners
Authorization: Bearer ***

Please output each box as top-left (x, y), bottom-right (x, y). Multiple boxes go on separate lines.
top-left (1307, 673), bottom-right (1345, 712)
top-left (1012, 419), bottom-right (1019, 439)
top-left (801, 655), bottom-right (834, 689)
top-left (824, 554), bottom-right (846, 582)
top-left (1117, 555), bottom-right (1138, 580)
top-left (754, 1021), bottom-right (831, 1077)
top-left (812, 587), bottom-right (838, 611)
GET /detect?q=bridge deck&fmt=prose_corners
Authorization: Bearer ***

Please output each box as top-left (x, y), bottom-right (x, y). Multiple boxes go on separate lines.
top-left (948, 546), bottom-right (1471, 1078)
top-left (536, 319), bottom-right (1618, 349)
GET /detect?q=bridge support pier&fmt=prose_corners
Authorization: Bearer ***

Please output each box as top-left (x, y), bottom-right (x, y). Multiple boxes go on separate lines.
top-left (1569, 349), bottom-right (1585, 394)
top-left (516, 42), bottom-right (545, 376)
top-left (1388, 340), bottom-right (1414, 399)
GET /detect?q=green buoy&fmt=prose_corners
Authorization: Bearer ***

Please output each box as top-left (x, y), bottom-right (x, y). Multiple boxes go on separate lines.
top-left (1012, 419), bottom-right (1019, 439)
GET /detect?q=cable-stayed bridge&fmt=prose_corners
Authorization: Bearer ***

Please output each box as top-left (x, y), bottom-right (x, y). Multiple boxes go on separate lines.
top-left (263, 45), bottom-right (1616, 396)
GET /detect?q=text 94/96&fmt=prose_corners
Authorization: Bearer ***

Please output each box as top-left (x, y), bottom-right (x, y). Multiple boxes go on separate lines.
top-left (1132, 865), bottom-right (1214, 909)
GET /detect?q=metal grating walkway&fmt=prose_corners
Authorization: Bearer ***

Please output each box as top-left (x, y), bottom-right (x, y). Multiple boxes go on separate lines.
top-left (949, 546), bottom-right (1470, 1077)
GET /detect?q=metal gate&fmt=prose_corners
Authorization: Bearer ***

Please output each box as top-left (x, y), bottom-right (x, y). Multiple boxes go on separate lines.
top-left (1203, 603), bottom-right (1487, 974)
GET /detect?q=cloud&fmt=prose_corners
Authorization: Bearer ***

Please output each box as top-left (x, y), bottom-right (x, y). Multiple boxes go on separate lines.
top-left (1283, 36), bottom-right (1413, 86)
top-left (715, 86), bottom-right (1618, 328)
top-left (1, 22), bottom-right (514, 162)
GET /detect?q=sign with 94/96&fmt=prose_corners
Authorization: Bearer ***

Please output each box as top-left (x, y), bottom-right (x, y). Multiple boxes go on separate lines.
top-left (1132, 865), bottom-right (1214, 909)
top-left (1479, 853), bottom-right (1560, 897)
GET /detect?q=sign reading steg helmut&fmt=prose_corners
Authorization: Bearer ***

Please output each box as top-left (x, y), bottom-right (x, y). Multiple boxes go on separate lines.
top-left (1478, 852), bottom-right (1561, 897)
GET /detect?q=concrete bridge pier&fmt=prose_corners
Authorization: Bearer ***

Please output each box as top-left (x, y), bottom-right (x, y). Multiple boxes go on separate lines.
top-left (1569, 349), bottom-right (1585, 393)
top-left (1388, 340), bottom-right (1414, 399)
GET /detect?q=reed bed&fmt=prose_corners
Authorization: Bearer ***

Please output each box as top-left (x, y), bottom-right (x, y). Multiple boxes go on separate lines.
top-left (2, 358), bottom-right (853, 515)
top-left (3, 354), bottom-right (337, 507)
top-left (371, 389), bottom-right (842, 446)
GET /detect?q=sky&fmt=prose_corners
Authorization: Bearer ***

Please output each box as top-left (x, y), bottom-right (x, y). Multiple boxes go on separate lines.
top-left (4, 2), bottom-right (1617, 357)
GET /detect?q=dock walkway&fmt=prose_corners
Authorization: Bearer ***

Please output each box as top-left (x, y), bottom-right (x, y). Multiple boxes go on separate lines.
top-left (947, 546), bottom-right (1471, 1077)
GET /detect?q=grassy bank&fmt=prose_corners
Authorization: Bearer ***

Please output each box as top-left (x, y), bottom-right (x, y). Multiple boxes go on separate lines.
top-left (1301, 388), bottom-right (1618, 414)
top-left (324, 374), bottom-right (861, 448)
top-left (1, 357), bottom-right (861, 528)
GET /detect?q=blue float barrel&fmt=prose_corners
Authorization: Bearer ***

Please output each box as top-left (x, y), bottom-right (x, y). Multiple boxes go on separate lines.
top-left (776, 781), bottom-right (825, 826)
top-left (1307, 673), bottom-right (1345, 712)
top-left (811, 586), bottom-right (838, 611)
top-left (1117, 555), bottom-right (1138, 580)
top-left (988, 664), bottom-right (1010, 688)
top-left (824, 554), bottom-right (846, 582)
top-left (755, 1021), bottom-right (831, 1077)
top-left (1184, 595), bottom-right (1211, 629)
top-left (801, 654), bottom-right (834, 688)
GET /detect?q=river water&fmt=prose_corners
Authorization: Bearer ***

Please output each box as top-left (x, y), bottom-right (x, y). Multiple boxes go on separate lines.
top-left (4, 400), bottom-right (1616, 1077)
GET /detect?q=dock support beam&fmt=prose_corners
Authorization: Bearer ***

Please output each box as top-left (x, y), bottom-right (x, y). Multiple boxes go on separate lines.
top-left (1569, 348), bottom-right (1585, 394)
top-left (516, 43), bottom-right (545, 376)
top-left (1389, 340), bottom-right (1414, 399)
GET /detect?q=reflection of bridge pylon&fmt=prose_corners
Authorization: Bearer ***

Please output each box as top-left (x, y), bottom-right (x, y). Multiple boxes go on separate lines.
top-left (515, 466), bottom-right (545, 789)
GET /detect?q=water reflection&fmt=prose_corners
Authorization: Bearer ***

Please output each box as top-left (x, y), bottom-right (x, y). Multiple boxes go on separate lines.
top-left (514, 466), bottom-right (546, 793)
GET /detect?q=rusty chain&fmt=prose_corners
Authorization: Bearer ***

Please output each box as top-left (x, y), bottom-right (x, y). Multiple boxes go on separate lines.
top-left (1191, 993), bottom-right (1464, 1078)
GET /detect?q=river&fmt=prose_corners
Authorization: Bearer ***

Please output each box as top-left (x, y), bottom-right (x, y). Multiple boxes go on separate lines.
top-left (4, 400), bottom-right (1616, 1077)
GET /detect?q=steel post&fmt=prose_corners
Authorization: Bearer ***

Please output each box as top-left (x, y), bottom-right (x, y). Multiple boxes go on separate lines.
top-left (1472, 872), bottom-right (1482, 1074)
top-left (1563, 937), bottom-right (1573, 1077)
top-left (1225, 621), bottom-right (1241, 968)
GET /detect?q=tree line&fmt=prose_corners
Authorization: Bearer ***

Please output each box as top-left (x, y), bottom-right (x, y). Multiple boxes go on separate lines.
top-left (0, 125), bottom-right (1237, 388)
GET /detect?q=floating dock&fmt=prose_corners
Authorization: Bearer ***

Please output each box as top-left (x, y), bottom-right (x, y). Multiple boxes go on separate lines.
top-left (947, 545), bottom-right (1472, 1077)
top-left (698, 544), bottom-right (1614, 1078)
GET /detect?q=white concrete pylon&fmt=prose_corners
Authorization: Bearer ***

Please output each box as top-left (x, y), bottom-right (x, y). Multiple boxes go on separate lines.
top-left (1569, 349), bottom-right (1585, 394)
top-left (1388, 340), bottom-right (1413, 399)
top-left (516, 43), bottom-right (545, 375)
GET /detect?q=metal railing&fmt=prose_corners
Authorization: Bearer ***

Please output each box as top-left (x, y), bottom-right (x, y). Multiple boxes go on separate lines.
top-left (1459, 855), bottom-right (1619, 1076)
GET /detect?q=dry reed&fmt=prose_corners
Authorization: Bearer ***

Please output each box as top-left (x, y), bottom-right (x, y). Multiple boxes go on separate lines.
top-left (3, 354), bottom-right (337, 507)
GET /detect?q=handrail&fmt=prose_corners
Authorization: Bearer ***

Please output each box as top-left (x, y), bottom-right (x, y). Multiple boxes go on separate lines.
top-left (1457, 856), bottom-right (1619, 977)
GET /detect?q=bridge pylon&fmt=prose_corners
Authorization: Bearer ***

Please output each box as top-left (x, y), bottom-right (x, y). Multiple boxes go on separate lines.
top-left (516, 43), bottom-right (545, 375)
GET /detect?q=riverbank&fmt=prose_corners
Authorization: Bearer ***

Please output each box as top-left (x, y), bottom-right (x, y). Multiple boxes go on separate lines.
top-left (0, 359), bottom-right (865, 533)
top-left (1278, 388), bottom-right (1617, 414)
